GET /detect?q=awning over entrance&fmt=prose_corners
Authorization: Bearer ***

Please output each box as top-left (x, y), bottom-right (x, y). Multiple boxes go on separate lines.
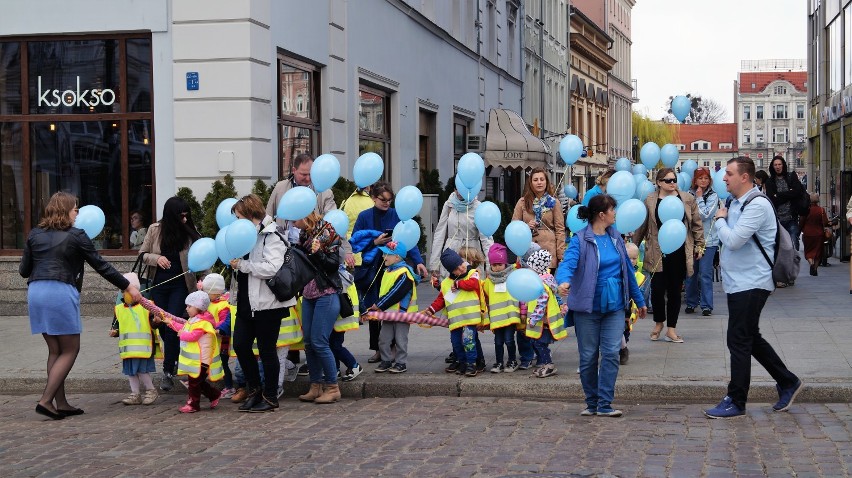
top-left (483, 109), bottom-right (551, 170)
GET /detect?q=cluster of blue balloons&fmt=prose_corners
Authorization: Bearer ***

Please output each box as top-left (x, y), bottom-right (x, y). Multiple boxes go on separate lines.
top-left (657, 196), bottom-right (687, 253)
top-left (456, 153), bottom-right (485, 200)
top-left (74, 205), bottom-right (106, 239)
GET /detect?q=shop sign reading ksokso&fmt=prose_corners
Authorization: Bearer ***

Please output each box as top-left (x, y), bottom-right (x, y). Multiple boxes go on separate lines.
top-left (37, 76), bottom-right (116, 107)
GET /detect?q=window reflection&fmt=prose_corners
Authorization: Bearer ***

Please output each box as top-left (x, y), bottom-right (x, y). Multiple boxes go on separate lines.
top-left (359, 90), bottom-right (385, 135)
top-left (280, 64), bottom-right (311, 119)
top-left (128, 120), bottom-right (153, 222)
top-left (0, 43), bottom-right (21, 115)
top-left (281, 125), bottom-right (315, 173)
top-left (127, 39), bottom-right (152, 113)
top-left (0, 122), bottom-right (23, 248)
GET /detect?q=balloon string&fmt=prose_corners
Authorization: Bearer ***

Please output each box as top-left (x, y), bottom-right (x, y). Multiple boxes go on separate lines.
top-left (140, 271), bottom-right (190, 294)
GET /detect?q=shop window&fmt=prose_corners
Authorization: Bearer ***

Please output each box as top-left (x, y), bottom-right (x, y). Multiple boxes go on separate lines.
top-left (0, 34), bottom-right (154, 252)
top-left (359, 84), bottom-right (391, 182)
top-left (278, 54), bottom-right (321, 175)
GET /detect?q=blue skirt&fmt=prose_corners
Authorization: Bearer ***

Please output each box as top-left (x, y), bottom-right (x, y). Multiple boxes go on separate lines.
top-left (123, 357), bottom-right (156, 376)
top-left (28, 280), bottom-right (81, 335)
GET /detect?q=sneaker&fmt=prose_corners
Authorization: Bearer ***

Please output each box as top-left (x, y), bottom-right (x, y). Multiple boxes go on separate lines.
top-left (388, 363), bottom-right (407, 374)
top-left (684, 307), bottom-right (695, 314)
top-left (219, 387), bottom-right (235, 399)
top-left (444, 351), bottom-right (457, 363)
top-left (231, 387), bottom-right (247, 403)
top-left (702, 309), bottom-right (712, 317)
top-left (159, 373), bottom-right (174, 392)
top-left (580, 408), bottom-right (596, 416)
top-left (530, 364), bottom-right (544, 376)
top-left (476, 360), bottom-right (487, 373)
top-left (277, 386), bottom-right (285, 399)
top-left (375, 361), bottom-right (393, 373)
top-left (445, 362), bottom-right (461, 373)
top-left (367, 352), bottom-right (382, 363)
top-left (297, 364), bottom-right (309, 376)
top-left (464, 364), bottom-right (479, 377)
top-left (773, 380), bottom-right (803, 412)
top-left (619, 347), bottom-right (629, 365)
top-left (490, 363), bottom-right (504, 373)
top-left (576, 367), bottom-right (580, 374)
top-left (535, 364), bottom-right (557, 378)
top-left (341, 364), bottom-right (363, 382)
top-left (703, 396), bottom-right (745, 419)
top-left (284, 363), bottom-right (299, 382)
top-left (121, 393), bottom-right (142, 405)
top-left (504, 360), bottom-right (519, 372)
top-left (179, 403), bottom-right (199, 414)
top-left (454, 363), bottom-right (468, 375)
top-left (517, 360), bottom-right (532, 370)
top-left (597, 408), bottom-right (623, 417)
top-left (141, 389), bottom-right (159, 406)
top-left (210, 390), bottom-right (223, 409)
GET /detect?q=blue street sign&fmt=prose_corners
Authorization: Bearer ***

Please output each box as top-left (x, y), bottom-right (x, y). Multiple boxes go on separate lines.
top-left (186, 72), bottom-right (199, 91)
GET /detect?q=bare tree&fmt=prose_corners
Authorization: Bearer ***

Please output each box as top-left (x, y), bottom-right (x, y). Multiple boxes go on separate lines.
top-left (664, 94), bottom-right (727, 124)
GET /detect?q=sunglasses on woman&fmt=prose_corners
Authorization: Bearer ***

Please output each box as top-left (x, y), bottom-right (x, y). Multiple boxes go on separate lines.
top-left (659, 178), bottom-right (677, 184)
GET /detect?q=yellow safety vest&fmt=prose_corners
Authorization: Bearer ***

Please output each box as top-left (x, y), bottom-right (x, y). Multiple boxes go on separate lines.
top-left (177, 319), bottom-right (224, 381)
top-left (208, 298), bottom-right (232, 349)
top-left (378, 265), bottom-right (419, 313)
top-left (482, 278), bottom-right (521, 330)
top-left (277, 307), bottom-right (302, 347)
top-left (290, 298), bottom-right (305, 352)
top-left (440, 269), bottom-right (483, 331)
top-left (334, 283), bottom-right (361, 332)
top-left (115, 304), bottom-right (157, 359)
top-left (525, 285), bottom-right (568, 341)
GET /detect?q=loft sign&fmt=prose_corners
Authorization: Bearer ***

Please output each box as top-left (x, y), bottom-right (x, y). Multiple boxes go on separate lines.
top-left (37, 76), bottom-right (116, 107)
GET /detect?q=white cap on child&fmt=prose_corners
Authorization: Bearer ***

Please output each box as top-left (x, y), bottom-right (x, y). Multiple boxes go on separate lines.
top-left (123, 272), bottom-right (141, 290)
top-left (201, 274), bottom-right (226, 294)
top-left (185, 291), bottom-right (211, 311)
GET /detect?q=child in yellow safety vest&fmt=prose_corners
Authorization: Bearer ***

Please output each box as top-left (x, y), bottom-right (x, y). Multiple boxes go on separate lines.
top-left (162, 291), bottom-right (223, 413)
top-left (201, 273), bottom-right (236, 398)
top-left (425, 248), bottom-right (485, 377)
top-left (109, 273), bottom-right (160, 406)
top-left (621, 243), bottom-right (645, 366)
top-left (483, 244), bottom-right (521, 373)
top-left (524, 249), bottom-right (569, 378)
top-left (332, 268), bottom-right (363, 381)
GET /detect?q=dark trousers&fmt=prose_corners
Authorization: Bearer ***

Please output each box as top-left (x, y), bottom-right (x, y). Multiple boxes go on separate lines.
top-left (726, 289), bottom-right (799, 409)
top-left (233, 312), bottom-right (284, 399)
top-left (187, 364), bottom-right (220, 409)
top-left (330, 331), bottom-right (357, 370)
top-left (151, 280), bottom-right (189, 375)
top-left (651, 268), bottom-right (686, 328)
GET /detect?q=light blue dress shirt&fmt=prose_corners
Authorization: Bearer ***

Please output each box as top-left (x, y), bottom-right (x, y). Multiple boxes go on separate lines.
top-left (714, 187), bottom-right (777, 293)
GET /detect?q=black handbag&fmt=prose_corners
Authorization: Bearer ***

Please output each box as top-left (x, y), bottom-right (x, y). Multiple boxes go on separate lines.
top-left (338, 291), bottom-right (354, 317)
top-left (266, 238), bottom-right (317, 302)
top-left (131, 252), bottom-right (154, 298)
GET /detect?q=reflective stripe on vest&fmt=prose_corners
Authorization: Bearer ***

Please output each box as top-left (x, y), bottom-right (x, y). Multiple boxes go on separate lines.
top-left (177, 319), bottom-right (223, 380)
top-left (379, 266), bottom-right (419, 313)
top-left (440, 269), bottom-right (483, 330)
top-left (483, 280), bottom-right (521, 330)
top-left (289, 298), bottom-right (305, 351)
top-left (229, 305), bottom-right (261, 358)
top-left (335, 284), bottom-right (361, 332)
top-left (115, 304), bottom-right (154, 359)
top-left (525, 286), bottom-right (568, 341)
top-left (277, 310), bottom-right (302, 346)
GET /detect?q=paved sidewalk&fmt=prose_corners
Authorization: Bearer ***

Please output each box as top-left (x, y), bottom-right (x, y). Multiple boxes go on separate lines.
top-left (2, 256), bottom-right (852, 402)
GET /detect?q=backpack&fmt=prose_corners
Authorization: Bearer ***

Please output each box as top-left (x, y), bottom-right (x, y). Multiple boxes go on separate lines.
top-left (265, 232), bottom-right (317, 302)
top-left (739, 192), bottom-right (800, 285)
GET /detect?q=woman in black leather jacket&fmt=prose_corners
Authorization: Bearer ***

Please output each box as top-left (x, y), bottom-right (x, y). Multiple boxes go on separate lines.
top-left (20, 192), bottom-right (142, 420)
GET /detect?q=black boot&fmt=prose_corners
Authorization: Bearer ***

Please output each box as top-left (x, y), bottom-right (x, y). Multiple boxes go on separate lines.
top-left (249, 394), bottom-right (279, 413)
top-left (238, 387), bottom-right (261, 412)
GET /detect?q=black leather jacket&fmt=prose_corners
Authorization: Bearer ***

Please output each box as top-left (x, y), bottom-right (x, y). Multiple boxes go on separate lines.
top-left (19, 227), bottom-right (130, 292)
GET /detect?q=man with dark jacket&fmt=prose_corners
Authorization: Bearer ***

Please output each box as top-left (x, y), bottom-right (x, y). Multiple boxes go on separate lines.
top-left (764, 155), bottom-right (805, 281)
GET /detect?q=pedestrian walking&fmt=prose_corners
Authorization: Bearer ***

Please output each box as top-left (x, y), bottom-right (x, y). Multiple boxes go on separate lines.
top-left (765, 155), bottom-right (805, 286)
top-left (799, 193), bottom-right (829, 276)
top-left (704, 156), bottom-right (802, 419)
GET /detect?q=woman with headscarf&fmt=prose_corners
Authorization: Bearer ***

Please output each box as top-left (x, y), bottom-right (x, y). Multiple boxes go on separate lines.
top-left (512, 167), bottom-right (566, 270)
top-left (429, 183), bottom-right (494, 281)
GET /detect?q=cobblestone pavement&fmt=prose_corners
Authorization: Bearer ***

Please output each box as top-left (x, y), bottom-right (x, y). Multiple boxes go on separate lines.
top-left (1, 394), bottom-right (851, 477)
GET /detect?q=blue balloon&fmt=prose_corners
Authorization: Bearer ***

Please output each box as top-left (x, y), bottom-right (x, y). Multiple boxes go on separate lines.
top-left (660, 144), bottom-right (679, 168)
top-left (457, 152), bottom-right (485, 189)
top-left (671, 95), bottom-right (691, 123)
top-left (474, 201), bottom-right (501, 237)
top-left (277, 186), bottom-right (317, 221)
top-left (455, 175), bottom-right (481, 201)
top-left (632, 164), bottom-right (647, 176)
top-left (559, 135), bottom-right (584, 165)
top-left (395, 185), bottom-right (424, 221)
top-left (215, 225), bottom-right (232, 263)
top-left (311, 154), bottom-right (340, 193)
top-left (713, 169), bottom-right (730, 200)
top-left (636, 180), bottom-right (656, 201)
top-left (216, 198), bottom-right (238, 229)
top-left (615, 199), bottom-right (648, 234)
top-left (682, 159), bottom-right (698, 174)
top-left (607, 171), bottom-right (636, 205)
top-left (392, 220), bottom-right (420, 249)
top-left (633, 173), bottom-right (647, 187)
top-left (677, 171), bottom-right (691, 191)
top-left (353, 152), bottom-right (384, 188)
top-left (564, 184), bottom-right (578, 200)
top-left (659, 219), bottom-right (687, 254)
top-left (507, 268), bottom-right (545, 302)
top-left (74, 205), bottom-right (106, 239)
top-left (658, 195), bottom-right (685, 223)
top-left (615, 157), bottom-right (632, 172)
top-left (324, 209), bottom-right (349, 238)
top-left (566, 205), bottom-right (588, 233)
top-left (225, 219), bottom-right (257, 259)
top-left (188, 238), bottom-right (217, 272)
top-left (505, 220), bottom-right (533, 257)
top-left (640, 142), bottom-right (661, 169)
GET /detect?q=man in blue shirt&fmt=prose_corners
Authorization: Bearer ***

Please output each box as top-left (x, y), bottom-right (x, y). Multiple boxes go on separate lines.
top-left (704, 157), bottom-right (802, 419)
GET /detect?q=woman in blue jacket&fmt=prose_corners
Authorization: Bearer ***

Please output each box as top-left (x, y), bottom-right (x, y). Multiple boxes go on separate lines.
top-left (556, 194), bottom-right (646, 417)
top-left (350, 182), bottom-right (428, 362)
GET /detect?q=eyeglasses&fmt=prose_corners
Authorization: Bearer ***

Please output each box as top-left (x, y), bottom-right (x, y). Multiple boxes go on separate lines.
top-left (659, 178), bottom-right (677, 184)
top-left (375, 196), bottom-right (393, 203)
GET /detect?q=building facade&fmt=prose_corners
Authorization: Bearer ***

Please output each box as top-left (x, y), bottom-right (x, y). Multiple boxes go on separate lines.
top-left (0, 0), bottom-right (522, 253)
top-left (674, 123), bottom-right (738, 174)
top-left (734, 60), bottom-right (808, 177)
top-left (605, 0), bottom-right (636, 163)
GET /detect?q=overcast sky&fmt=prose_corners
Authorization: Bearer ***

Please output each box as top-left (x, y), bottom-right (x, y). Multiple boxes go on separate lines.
top-left (631, 0), bottom-right (808, 122)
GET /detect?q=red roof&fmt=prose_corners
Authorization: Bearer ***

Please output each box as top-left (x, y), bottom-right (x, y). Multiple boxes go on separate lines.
top-left (738, 72), bottom-right (807, 94)
top-left (676, 123), bottom-right (738, 153)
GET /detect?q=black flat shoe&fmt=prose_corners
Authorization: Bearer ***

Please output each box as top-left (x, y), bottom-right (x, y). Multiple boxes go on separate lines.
top-left (57, 407), bottom-right (85, 417)
top-left (35, 404), bottom-right (65, 420)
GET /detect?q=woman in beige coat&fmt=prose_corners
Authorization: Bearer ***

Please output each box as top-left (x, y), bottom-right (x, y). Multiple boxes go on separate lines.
top-left (633, 168), bottom-right (704, 343)
top-left (512, 168), bottom-right (566, 269)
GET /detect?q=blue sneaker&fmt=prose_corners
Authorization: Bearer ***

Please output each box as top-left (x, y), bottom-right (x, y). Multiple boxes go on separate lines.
top-left (596, 408), bottom-right (623, 417)
top-left (517, 360), bottom-right (533, 370)
top-left (704, 396), bottom-right (745, 419)
top-left (773, 380), bottom-right (803, 412)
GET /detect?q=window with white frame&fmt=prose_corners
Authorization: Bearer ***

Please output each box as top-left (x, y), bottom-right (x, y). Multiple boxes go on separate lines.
top-left (691, 140), bottom-right (710, 150)
top-left (796, 104), bottom-right (805, 119)
top-left (773, 104), bottom-right (788, 119)
top-left (677, 144), bottom-right (685, 150)
top-left (756, 105), bottom-right (764, 119)
top-left (743, 131), bottom-right (751, 144)
top-left (772, 127), bottom-right (788, 143)
top-left (773, 85), bottom-right (787, 95)
top-left (719, 143), bottom-right (733, 150)
top-left (756, 131), bottom-right (764, 143)
top-left (703, 161), bottom-right (710, 167)
top-left (743, 105), bottom-right (751, 120)
top-left (796, 128), bottom-right (805, 142)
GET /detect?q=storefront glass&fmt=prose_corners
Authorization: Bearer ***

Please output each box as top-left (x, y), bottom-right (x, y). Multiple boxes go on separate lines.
top-left (0, 122), bottom-right (23, 248)
top-left (0, 42), bottom-right (21, 114)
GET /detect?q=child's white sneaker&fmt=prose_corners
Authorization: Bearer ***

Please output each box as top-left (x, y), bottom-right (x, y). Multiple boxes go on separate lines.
top-left (122, 393), bottom-right (142, 405)
top-left (490, 363), bottom-right (504, 373)
top-left (141, 389), bottom-right (159, 405)
top-left (504, 360), bottom-right (519, 372)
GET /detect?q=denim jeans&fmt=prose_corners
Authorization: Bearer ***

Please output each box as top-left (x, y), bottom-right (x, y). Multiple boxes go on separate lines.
top-left (574, 310), bottom-right (624, 412)
top-left (150, 279), bottom-right (189, 376)
top-left (450, 326), bottom-right (478, 364)
top-left (685, 245), bottom-right (717, 311)
top-left (516, 328), bottom-right (535, 363)
top-left (531, 329), bottom-right (554, 365)
top-left (302, 294), bottom-right (340, 385)
top-left (329, 331), bottom-right (357, 370)
top-left (726, 289), bottom-right (799, 410)
top-left (781, 219), bottom-right (800, 252)
top-left (493, 326), bottom-right (517, 364)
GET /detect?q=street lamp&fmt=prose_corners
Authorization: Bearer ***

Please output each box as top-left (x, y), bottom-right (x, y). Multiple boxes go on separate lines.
top-left (632, 135), bottom-right (639, 162)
